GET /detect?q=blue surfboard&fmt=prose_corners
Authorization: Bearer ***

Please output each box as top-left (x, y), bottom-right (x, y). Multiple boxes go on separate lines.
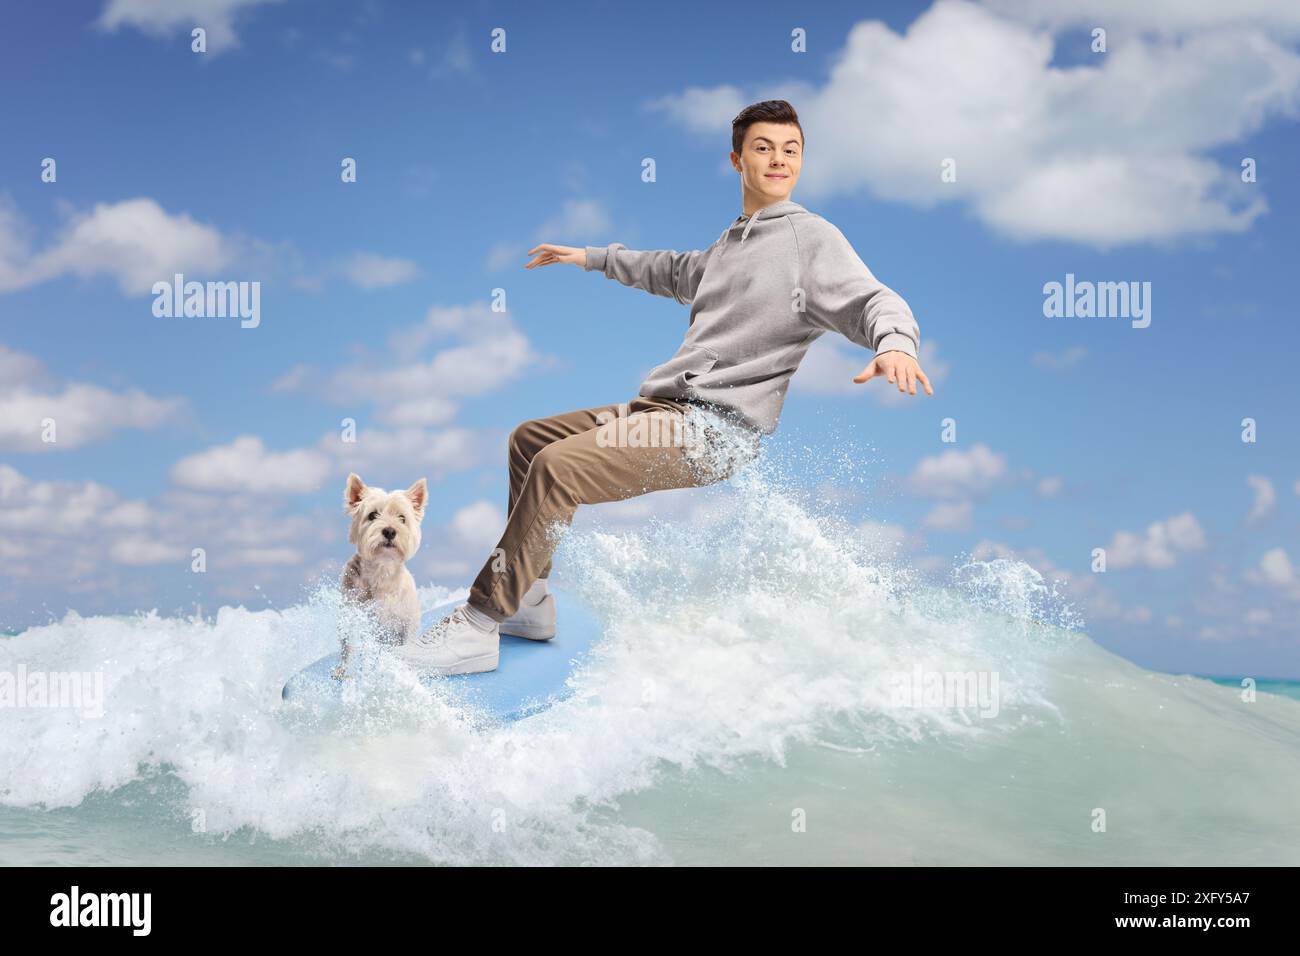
top-left (280, 588), bottom-right (604, 722)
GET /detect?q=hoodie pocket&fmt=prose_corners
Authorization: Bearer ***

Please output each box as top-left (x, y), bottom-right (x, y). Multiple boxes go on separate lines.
top-left (645, 345), bottom-right (720, 394)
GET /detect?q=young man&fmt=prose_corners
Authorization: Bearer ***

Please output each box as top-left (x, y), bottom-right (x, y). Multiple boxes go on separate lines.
top-left (397, 100), bottom-right (932, 676)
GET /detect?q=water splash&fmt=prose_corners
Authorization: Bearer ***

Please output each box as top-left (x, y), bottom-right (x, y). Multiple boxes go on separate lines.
top-left (2, 416), bottom-right (1298, 864)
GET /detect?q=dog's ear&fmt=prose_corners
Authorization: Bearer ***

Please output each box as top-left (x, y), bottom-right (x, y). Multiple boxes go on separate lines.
top-left (344, 473), bottom-right (367, 513)
top-left (405, 478), bottom-right (428, 520)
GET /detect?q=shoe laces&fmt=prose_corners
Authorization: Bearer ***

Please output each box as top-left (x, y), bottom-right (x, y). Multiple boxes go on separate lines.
top-left (415, 605), bottom-right (470, 647)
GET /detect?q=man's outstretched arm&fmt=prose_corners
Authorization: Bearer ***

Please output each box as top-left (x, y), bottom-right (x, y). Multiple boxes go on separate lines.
top-left (798, 221), bottom-right (933, 397)
top-left (525, 242), bottom-right (714, 306)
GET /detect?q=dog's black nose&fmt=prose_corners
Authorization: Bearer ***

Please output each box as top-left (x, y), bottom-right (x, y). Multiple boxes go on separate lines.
top-left (382, 527), bottom-right (397, 540)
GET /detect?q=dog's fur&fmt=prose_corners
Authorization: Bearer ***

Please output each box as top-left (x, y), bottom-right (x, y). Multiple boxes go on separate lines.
top-left (334, 472), bottom-right (427, 677)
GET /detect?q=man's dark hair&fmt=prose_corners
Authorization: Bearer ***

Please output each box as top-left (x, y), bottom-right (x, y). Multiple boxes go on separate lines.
top-left (731, 100), bottom-right (804, 156)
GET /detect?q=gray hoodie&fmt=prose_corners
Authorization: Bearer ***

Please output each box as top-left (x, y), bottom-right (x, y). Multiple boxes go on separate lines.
top-left (584, 199), bottom-right (920, 434)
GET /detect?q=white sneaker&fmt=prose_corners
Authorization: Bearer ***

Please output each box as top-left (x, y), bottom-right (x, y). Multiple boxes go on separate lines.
top-left (394, 605), bottom-right (499, 675)
top-left (500, 591), bottom-right (557, 641)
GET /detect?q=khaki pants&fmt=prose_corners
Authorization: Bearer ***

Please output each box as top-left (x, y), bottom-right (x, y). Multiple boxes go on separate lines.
top-left (468, 397), bottom-right (747, 621)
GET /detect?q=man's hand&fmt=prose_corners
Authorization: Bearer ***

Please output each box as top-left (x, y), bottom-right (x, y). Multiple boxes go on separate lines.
top-left (525, 243), bottom-right (585, 269)
top-left (854, 350), bottom-right (933, 396)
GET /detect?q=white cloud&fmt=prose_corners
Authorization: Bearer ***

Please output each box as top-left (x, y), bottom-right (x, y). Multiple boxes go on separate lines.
top-left (487, 199), bottom-right (614, 272)
top-left (409, 498), bottom-right (509, 583)
top-left (95, 0), bottom-right (283, 55)
top-left (170, 435), bottom-right (332, 494)
top-left (450, 500), bottom-right (506, 550)
top-left (341, 253), bottom-right (420, 289)
top-left (110, 536), bottom-right (186, 566)
top-left (922, 499), bottom-right (973, 532)
top-left (0, 463), bottom-right (349, 614)
top-left (1036, 476), bottom-right (1064, 498)
top-left (908, 443), bottom-right (1008, 498)
top-left (377, 396), bottom-right (459, 428)
top-left (0, 384), bottom-right (184, 453)
top-left (0, 198), bottom-right (235, 295)
top-left (978, 154), bottom-right (1263, 246)
top-left (1240, 546), bottom-right (1300, 605)
top-left (236, 546), bottom-right (304, 565)
top-left (0, 465), bottom-right (126, 535)
top-left (101, 501), bottom-right (152, 528)
top-left (1256, 547), bottom-right (1294, 587)
top-left (404, 303), bottom-right (501, 349)
top-left (1246, 474), bottom-right (1276, 523)
top-left (537, 199), bottom-right (614, 241)
top-left (1105, 512), bottom-right (1206, 569)
top-left (0, 465), bottom-right (191, 573)
top-left (646, 85), bottom-right (749, 136)
top-left (0, 344), bottom-right (45, 385)
top-left (0, 196), bottom-right (396, 298)
top-left (276, 301), bottom-right (540, 424)
top-left (374, 332), bottom-right (534, 400)
top-left (651, 0), bottom-right (1296, 245)
top-left (0, 346), bottom-right (186, 452)
top-left (325, 425), bottom-right (490, 480)
top-left (979, 0), bottom-right (1300, 36)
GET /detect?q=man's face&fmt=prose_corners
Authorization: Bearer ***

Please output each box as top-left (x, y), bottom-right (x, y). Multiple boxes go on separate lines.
top-left (732, 121), bottom-right (803, 204)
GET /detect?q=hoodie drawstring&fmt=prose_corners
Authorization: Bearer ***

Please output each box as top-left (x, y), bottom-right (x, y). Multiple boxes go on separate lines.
top-left (718, 201), bottom-right (799, 257)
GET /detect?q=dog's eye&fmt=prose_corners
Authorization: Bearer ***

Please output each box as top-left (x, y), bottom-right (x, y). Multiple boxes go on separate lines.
top-left (398, 515), bottom-right (406, 524)
top-left (367, 511), bottom-right (379, 521)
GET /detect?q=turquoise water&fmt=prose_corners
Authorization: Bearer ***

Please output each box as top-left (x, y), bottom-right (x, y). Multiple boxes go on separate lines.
top-left (3, 465), bottom-right (1299, 865)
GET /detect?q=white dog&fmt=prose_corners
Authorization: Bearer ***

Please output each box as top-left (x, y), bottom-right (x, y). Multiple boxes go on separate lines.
top-left (333, 472), bottom-right (427, 678)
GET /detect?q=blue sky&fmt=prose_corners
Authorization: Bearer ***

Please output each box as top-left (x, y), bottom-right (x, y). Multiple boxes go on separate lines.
top-left (2, 0), bottom-right (1299, 677)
